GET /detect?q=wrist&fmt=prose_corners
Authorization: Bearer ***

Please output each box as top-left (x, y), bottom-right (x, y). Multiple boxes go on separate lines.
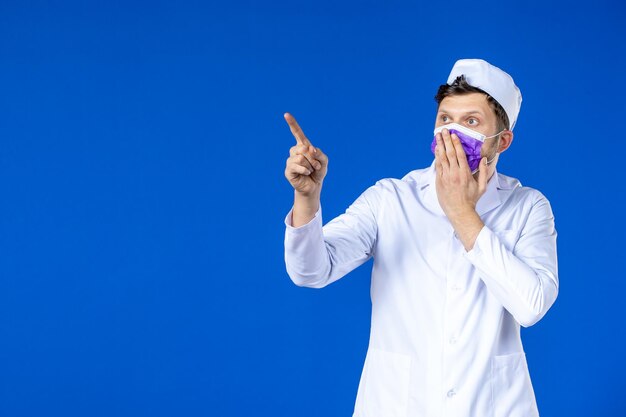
top-left (292, 191), bottom-right (320, 228)
top-left (295, 188), bottom-right (321, 203)
top-left (448, 210), bottom-right (484, 251)
top-left (294, 190), bottom-right (320, 215)
top-left (445, 204), bottom-right (477, 222)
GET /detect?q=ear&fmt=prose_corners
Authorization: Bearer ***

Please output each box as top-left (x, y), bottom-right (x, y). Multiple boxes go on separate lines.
top-left (498, 130), bottom-right (514, 153)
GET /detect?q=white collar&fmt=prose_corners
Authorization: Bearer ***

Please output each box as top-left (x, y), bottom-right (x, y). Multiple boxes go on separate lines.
top-left (416, 159), bottom-right (507, 216)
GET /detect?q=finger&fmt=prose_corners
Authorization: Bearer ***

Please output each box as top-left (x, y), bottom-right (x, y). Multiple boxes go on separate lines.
top-left (307, 145), bottom-right (324, 170)
top-left (286, 163), bottom-right (312, 178)
top-left (451, 133), bottom-right (470, 172)
top-left (441, 128), bottom-right (458, 170)
top-left (312, 146), bottom-right (328, 166)
top-left (289, 145), bottom-right (299, 157)
top-left (289, 154), bottom-right (315, 173)
top-left (290, 143), bottom-right (310, 157)
top-left (290, 144), bottom-right (322, 170)
top-left (284, 112), bottom-right (311, 146)
top-left (477, 157), bottom-right (488, 192)
top-left (435, 133), bottom-right (449, 175)
top-left (435, 154), bottom-right (444, 179)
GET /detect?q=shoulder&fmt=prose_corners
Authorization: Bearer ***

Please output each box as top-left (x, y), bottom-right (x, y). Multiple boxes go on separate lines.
top-left (372, 166), bottom-right (432, 190)
top-left (349, 167), bottom-right (432, 217)
top-left (359, 166), bottom-right (432, 198)
top-left (498, 171), bottom-right (554, 213)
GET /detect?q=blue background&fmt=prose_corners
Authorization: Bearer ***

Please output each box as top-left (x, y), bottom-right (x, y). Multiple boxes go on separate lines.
top-left (1, 1), bottom-right (625, 416)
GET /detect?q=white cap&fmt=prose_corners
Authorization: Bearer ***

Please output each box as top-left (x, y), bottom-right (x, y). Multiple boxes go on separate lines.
top-left (447, 59), bottom-right (522, 130)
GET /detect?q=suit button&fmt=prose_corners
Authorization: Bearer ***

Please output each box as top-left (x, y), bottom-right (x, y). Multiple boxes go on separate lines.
top-left (447, 389), bottom-right (456, 398)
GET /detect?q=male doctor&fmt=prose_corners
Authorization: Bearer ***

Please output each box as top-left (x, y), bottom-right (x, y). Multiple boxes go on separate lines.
top-left (282, 58), bottom-right (558, 417)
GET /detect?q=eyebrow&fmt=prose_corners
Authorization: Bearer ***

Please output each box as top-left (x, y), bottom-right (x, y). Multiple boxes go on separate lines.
top-left (437, 109), bottom-right (485, 117)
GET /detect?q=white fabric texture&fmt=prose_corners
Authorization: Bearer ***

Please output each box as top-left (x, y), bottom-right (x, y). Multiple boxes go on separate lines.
top-left (284, 161), bottom-right (558, 417)
top-left (447, 58), bottom-right (523, 130)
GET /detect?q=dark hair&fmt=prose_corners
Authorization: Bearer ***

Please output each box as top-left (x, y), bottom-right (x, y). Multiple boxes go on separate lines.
top-left (435, 75), bottom-right (510, 132)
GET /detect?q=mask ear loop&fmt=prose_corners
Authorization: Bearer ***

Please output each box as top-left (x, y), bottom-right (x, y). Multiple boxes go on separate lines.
top-left (471, 130), bottom-right (505, 174)
top-left (483, 128), bottom-right (506, 140)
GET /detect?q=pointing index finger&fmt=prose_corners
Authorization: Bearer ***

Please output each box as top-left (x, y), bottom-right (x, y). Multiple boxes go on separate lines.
top-left (284, 112), bottom-right (311, 146)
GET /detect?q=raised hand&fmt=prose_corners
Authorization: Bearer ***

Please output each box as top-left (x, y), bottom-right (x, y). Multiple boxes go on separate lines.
top-left (284, 112), bottom-right (328, 197)
top-left (434, 128), bottom-right (488, 218)
top-left (434, 127), bottom-right (488, 250)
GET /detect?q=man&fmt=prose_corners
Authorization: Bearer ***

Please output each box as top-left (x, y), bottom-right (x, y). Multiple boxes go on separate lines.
top-left (283, 58), bottom-right (558, 417)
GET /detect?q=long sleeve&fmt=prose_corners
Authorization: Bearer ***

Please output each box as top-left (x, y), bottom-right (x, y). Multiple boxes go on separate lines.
top-left (464, 192), bottom-right (559, 327)
top-left (283, 182), bottom-right (381, 289)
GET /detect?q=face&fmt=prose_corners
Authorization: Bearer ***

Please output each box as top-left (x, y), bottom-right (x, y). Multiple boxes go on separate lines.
top-left (435, 93), bottom-right (513, 178)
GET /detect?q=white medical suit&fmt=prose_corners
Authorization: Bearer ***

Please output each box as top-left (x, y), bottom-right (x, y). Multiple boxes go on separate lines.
top-left (284, 161), bottom-right (559, 417)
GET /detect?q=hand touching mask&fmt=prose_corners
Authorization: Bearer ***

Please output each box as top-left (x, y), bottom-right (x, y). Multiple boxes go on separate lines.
top-left (430, 123), bottom-right (503, 173)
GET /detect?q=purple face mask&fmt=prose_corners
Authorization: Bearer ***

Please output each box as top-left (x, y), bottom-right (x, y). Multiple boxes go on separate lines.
top-left (430, 123), bottom-right (502, 173)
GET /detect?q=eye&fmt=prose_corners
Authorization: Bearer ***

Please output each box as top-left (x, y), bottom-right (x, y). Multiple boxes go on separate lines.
top-left (467, 117), bottom-right (478, 125)
top-left (441, 115), bottom-right (449, 122)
